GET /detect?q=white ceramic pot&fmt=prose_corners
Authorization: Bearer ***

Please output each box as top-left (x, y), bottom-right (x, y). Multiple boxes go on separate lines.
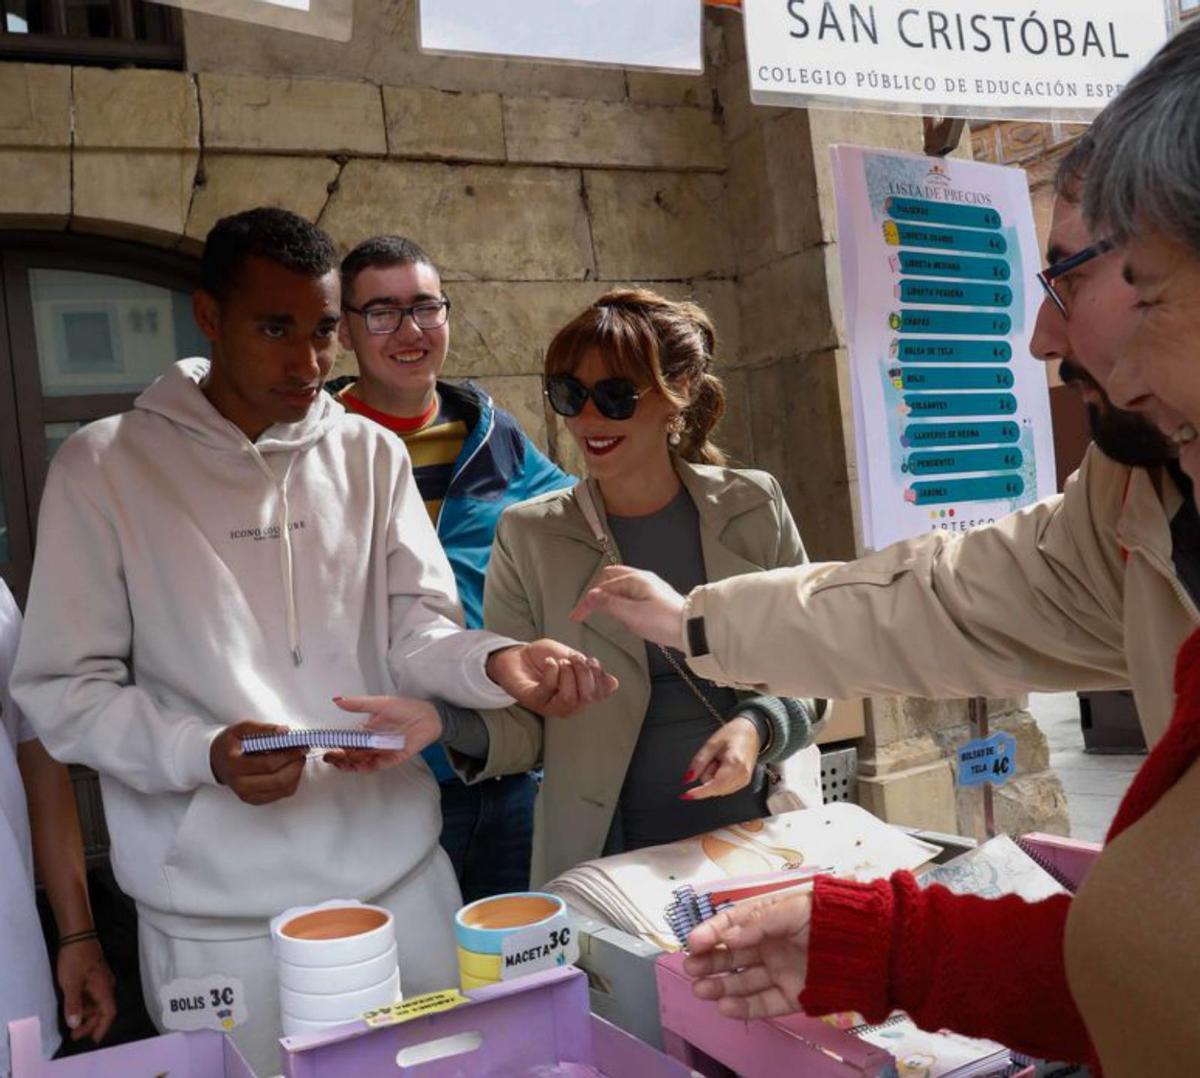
top-left (271, 899), bottom-right (395, 968)
top-left (278, 942), bottom-right (398, 996)
top-left (280, 969), bottom-right (401, 1023)
top-left (280, 1012), bottom-right (358, 1039)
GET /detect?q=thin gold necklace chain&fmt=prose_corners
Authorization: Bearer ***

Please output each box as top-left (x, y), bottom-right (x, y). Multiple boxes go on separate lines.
top-left (594, 534), bottom-right (727, 728)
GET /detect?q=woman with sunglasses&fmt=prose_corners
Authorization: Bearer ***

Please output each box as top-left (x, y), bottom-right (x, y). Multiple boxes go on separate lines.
top-left (427, 289), bottom-right (824, 884)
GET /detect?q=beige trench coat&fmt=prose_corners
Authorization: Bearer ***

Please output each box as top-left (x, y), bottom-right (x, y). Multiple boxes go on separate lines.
top-left (456, 459), bottom-right (813, 885)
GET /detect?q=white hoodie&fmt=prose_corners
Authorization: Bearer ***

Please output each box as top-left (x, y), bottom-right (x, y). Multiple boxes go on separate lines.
top-left (12, 359), bottom-right (516, 937)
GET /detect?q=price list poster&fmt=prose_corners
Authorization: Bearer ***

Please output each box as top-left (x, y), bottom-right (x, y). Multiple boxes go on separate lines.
top-left (832, 146), bottom-right (1056, 551)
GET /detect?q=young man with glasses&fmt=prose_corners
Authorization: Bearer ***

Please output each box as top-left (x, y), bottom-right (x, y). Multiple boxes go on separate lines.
top-left (573, 138), bottom-right (1198, 750)
top-left (335, 235), bottom-right (572, 904)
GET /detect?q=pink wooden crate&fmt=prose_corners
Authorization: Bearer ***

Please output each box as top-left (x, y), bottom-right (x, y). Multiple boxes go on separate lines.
top-left (656, 951), bottom-right (895, 1077)
top-left (281, 965), bottom-right (693, 1076)
top-left (657, 952), bottom-right (1038, 1077)
top-left (8, 1017), bottom-right (255, 1078)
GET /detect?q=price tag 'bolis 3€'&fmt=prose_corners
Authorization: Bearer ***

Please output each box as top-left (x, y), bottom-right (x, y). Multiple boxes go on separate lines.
top-left (499, 915), bottom-right (579, 980)
top-left (159, 974), bottom-right (247, 1032)
top-left (957, 731), bottom-right (1018, 788)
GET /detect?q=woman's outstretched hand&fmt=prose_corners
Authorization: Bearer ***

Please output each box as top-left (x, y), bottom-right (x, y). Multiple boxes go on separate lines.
top-left (683, 891), bottom-right (813, 1020)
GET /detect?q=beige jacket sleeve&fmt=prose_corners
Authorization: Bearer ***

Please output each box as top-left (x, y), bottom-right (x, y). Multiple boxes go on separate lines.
top-left (757, 476), bottom-right (827, 739)
top-left (450, 513), bottom-right (545, 782)
top-left (685, 451), bottom-right (1133, 700)
top-left (771, 474), bottom-right (809, 568)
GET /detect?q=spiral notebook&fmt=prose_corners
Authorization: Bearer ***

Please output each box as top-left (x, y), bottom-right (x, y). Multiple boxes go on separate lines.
top-left (241, 729), bottom-right (407, 754)
top-left (851, 1013), bottom-right (1011, 1077)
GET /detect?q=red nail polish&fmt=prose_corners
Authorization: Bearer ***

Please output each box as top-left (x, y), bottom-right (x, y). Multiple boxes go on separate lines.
top-left (332, 696), bottom-right (343, 702)
top-left (683, 770), bottom-right (696, 784)
top-left (680, 791), bottom-right (693, 801)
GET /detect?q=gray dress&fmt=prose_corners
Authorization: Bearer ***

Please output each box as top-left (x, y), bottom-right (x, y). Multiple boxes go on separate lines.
top-left (604, 487), bottom-right (767, 853)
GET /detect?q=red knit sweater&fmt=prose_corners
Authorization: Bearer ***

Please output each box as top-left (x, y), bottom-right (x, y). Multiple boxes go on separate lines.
top-left (801, 628), bottom-right (1200, 1065)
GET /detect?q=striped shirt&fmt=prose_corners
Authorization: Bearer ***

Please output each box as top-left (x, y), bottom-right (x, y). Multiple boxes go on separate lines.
top-left (337, 388), bottom-right (469, 525)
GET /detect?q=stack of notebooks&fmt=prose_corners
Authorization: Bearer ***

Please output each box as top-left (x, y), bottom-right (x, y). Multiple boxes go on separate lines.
top-left (919, 833), bottom-right (1070, 901)
top-left (846, 1012), bottom-right (1013, 1077)
top-left (545, 802), bottom-right (941, 951)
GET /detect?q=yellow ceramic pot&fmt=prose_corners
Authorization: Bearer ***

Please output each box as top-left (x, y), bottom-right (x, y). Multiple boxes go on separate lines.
top-left (456, 946), bottom-right (503, 982)
top-left (459, 970), bottom-right (499, 991)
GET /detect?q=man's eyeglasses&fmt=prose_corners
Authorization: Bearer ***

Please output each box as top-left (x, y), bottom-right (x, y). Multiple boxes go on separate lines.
top-left (343, 298), bottom-right (451, 335)
top-left (544, 375), bottom-right (642, 421)
top-left (1036, 239), bottom-right (1116, 317)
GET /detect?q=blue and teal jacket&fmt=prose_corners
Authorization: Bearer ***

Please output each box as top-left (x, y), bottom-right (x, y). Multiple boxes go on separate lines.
top-left (327, 377), bottom-right (573, 780)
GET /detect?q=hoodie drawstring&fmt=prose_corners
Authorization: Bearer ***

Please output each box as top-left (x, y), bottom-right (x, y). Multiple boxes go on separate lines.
top-left (248, 449), bottom-right (303, 666)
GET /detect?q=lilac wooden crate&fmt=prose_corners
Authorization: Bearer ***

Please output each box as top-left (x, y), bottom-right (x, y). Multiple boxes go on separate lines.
top-left (656, 952), bottom-right (1037, 1078)
top-left (8, 1017), bottom-right (255, 1078)
top-left (280, 965), bottom-right (693, 1077)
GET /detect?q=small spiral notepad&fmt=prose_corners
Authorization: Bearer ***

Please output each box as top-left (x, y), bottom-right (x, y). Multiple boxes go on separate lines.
top-left (241, 730), bottom-right (408, 754)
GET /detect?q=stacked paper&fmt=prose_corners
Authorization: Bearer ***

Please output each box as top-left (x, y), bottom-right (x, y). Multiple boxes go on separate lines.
top-left (919, 834), bottom-right (1069, 902)
top-left (547, 803), bottom-right (941, 951)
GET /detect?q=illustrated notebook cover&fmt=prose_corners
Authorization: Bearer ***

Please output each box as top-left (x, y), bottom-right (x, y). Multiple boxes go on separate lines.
top-left (853, 1013), bottom-right (1010, 1077)
top-left (919, 834), bottom-right (1069, 902)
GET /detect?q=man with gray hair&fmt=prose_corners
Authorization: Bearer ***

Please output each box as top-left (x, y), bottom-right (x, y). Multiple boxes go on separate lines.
top-left (646, 26), bottom-right (1200, 1070)
top-left (571, 130), bottom-right (1200, 747)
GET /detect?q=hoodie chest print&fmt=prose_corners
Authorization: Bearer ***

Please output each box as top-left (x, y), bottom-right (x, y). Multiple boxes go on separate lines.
top-left (228, 520), bottom-right (308, 543)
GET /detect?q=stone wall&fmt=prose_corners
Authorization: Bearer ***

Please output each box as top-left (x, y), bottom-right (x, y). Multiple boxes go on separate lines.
top-left (0, 11), bottom-right (739, 476)
top-left (179, 2), bottom-right (767, 488)
top-left (970, 120), bottom-right (1088, 251)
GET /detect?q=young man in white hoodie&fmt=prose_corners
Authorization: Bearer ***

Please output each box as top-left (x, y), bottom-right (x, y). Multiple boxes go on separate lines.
top-left (11, 208), bottom-right (613, 1075)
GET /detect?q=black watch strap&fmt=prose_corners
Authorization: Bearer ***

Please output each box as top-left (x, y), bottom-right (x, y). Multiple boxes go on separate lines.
top-left (686, 615), bottom-right (710, 658)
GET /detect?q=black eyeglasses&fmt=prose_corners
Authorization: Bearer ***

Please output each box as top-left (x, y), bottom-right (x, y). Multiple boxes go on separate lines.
top-left (1036, 239), bottom-right (1116, 317)
top-left (544, 375), bottom-right (642, 421)
top-left (342, 298), bottom-right (451, 334)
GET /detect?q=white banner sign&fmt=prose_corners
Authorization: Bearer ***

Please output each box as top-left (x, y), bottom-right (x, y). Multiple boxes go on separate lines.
top-left (419, 0), bottom-right (703, 73)
top-left (832, 146), bottom-right (1056, 551)
top-left (745, 0), bottom-right (1173, 120)
top-left (149, 0), bottom-right (349, 40)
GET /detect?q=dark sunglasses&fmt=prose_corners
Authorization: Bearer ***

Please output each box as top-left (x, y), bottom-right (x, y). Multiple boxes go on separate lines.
top-left (544, 375), bottom-right (642, 421)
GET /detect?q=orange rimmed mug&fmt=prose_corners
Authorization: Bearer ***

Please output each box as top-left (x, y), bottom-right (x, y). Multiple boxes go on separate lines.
top-left (454, 892), bottom-right (565, 956)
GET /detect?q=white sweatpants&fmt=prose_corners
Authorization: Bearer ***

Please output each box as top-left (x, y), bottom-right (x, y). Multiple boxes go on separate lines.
top-left (138, 850), bottom-right (460, 1077)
